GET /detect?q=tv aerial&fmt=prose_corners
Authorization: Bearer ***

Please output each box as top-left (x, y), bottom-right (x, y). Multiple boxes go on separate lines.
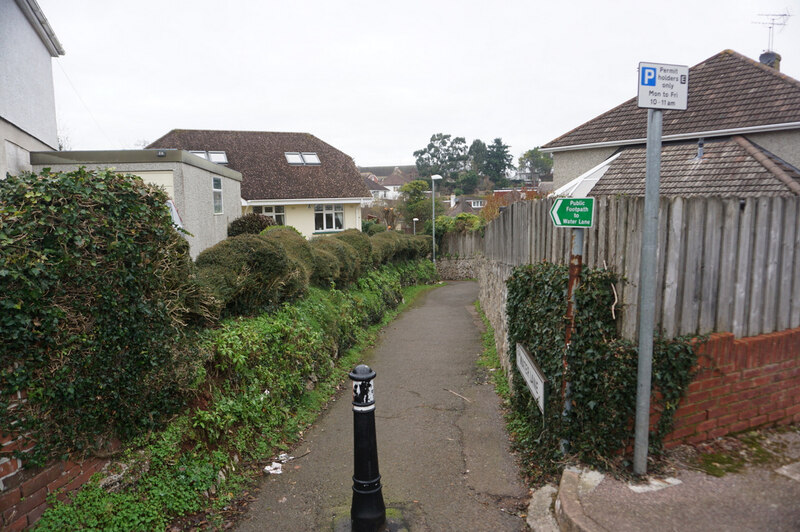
top-left (753, 11), bottom-right (791, 52)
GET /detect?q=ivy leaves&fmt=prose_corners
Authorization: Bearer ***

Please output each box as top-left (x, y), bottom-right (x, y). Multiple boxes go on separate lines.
top-left (505, 263), bottom-right (697, 481)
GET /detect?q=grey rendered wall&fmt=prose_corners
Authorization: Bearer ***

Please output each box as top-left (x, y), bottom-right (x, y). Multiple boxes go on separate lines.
top-left (747, 130), bottom-right (800, 171)
top-left (0, 0), bottom-right (59, 149)
top-left (551, 146), bottom-right (617, 190)
top-left (177, 163), bottom-right (240, 259)
top-left (1, 117), bottom-right (52, 178)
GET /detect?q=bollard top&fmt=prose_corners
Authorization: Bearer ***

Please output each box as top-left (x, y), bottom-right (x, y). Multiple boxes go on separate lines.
top-left (349, 364), bottom-right (376, 382)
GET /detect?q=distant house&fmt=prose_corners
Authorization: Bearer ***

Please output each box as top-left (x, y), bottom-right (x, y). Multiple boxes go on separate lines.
top-left (359, 165), bottom-right (419, 200)
top-left (542, 50), bottom-right (800, 198)
top-left (1, 0), bottom-right (64, 178)
top-left (362, 174), bottom-right (390, 205)
top-left (31, 150), bottom-right (243, 259)
top-left (149, 130), bottom-right (372, 238)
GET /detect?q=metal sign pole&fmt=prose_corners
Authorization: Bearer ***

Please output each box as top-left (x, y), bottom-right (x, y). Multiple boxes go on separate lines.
top-left (633, 108), bottom-right (663, 476)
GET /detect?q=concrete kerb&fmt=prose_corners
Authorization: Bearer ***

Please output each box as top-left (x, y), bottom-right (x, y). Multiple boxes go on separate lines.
top-left (555, 467), bottom-right (606, 532)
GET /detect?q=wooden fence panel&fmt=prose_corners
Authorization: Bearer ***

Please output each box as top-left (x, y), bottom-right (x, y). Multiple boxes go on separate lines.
top-left (700, 198), bottom-right (722, 333)
top-left (748, 198), bottom-right (771, 336)
top-left (763, 198), bottom-right (784, 333)
top-left (733, 199), bottom-right (755, 338)
top-left (716, 200), bottom-right (740, 332)
top-left (441, 196), bottom-right (800, 339)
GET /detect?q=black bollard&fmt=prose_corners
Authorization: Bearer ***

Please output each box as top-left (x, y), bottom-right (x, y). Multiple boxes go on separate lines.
top-left (350, 365), bottom-right (386, 532)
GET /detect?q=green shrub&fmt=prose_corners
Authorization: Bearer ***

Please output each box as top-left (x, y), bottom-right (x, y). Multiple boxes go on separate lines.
top-left (227, 212), bottom-right (275, 237)
top-left (260, 226), bottom-right (314, 288)
top-left (333, 229), bottom-right (372, 267)
top-left (370, 231), bottom-right (399, 265)
top-left (311, 237), bottom-right (361, 284)
top-left (310, 246), bottom-right (340, 286)
top-left (0, 168), bottom-right (216, 467)
top-left (195, 234), bottom-right (301, 316)
top-left (362, 220), bottom-right (387, 236)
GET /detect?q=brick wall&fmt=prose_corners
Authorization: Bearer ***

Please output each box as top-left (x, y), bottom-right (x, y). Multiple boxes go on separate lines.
top-left (663, 326), bottom-right (800, 447)
top-left (0, 393), bottom-right (114, 530)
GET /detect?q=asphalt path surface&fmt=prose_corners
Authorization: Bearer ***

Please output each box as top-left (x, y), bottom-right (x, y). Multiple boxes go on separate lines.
top-left (236, 281), bottom-right (527, 531)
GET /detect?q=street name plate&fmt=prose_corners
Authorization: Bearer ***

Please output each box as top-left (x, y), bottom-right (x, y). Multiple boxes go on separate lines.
top-left (637, 62), bottom-right (689, 110)
top-left (550, 197), bottom-right (594, 228)
top-left (516, 343), bottom-right (546, 413)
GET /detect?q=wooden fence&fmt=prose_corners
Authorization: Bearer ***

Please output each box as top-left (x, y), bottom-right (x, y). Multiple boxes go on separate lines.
top-left (442, 196), bottom-right (800, 339)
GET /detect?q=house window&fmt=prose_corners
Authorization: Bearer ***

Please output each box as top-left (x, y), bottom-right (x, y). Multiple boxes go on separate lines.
top-left (212, 177), bottom-right (223, 214)
top-left (314, 204), bottom-right (344, 231)
top-left (471, 200), bottom-right (485, 208)
top-left (252, 205), bottom-right (285, 225)
top-left (190, 150), bottom-right (209, 160)
top-left (285, 152), bottom-right (321, 165)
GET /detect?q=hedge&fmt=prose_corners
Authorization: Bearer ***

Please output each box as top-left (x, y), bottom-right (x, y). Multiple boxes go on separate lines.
top-left (0, 168), bottom-right (215, 466)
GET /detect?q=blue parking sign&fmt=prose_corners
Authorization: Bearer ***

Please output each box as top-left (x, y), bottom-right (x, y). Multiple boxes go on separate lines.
top-left (641, 67), bottom-right (657, 86)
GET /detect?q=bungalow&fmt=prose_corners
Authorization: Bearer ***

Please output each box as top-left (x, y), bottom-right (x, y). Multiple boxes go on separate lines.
top-left (542, 50), bottom-right (800, 197)
top-left (148, 130), bottom-right (371, 238)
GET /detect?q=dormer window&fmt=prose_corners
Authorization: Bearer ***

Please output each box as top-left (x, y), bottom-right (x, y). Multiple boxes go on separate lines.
top-left (285, 152), bottom-right (320, 165)
top-left (190, 150), bottom-right (208, 160)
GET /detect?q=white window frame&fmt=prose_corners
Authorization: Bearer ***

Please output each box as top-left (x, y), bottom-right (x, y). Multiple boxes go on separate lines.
top-left (190, 150), bottom-right (209, 160)
top-left (285, 152), bottom-right (321, 165)
top-left (212, 177), bottom-right (223, 214)
top-left (314, 203), bottom-right (344, 232)
top-left (252, 205), bottom-right (285, 225)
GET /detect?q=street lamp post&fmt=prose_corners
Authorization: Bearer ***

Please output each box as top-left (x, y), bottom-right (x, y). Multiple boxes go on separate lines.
top-left (412, 217), bottom-right (419, 235)
top-left (430, 174), bottom-right (442, 263)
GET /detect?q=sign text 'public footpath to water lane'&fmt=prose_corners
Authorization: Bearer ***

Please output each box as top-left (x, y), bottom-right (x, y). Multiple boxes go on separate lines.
top-left (550, 197), bottom-right (595, 228)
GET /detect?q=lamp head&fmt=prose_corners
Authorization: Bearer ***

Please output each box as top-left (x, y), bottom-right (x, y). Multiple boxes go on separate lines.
top-left (431, 174), bottom-right (442, 181)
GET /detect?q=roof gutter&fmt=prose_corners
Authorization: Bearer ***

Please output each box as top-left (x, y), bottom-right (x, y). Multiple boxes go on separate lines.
top-left (541, 121), bottom-right (800, 153)
top-left (15, 0), bottom-right (65, 56)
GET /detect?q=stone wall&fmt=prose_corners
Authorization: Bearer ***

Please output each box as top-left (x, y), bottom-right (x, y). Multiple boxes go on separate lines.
top-left (435, 258), bottom-right (477, 281)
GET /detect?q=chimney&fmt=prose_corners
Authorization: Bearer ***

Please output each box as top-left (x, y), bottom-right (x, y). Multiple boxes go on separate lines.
top-left (759, 51), bottom-right (782, 71)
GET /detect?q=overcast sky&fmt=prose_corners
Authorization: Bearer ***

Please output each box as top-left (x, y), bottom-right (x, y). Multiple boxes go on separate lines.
top-left (38, 0), bottom-right (799, 167)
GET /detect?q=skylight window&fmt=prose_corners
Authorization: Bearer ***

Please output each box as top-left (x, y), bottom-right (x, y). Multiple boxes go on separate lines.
top-left (301, 152), bottom-right (320, 165)
top-left (285, 152), bottom-right (321, 165)
top-left (285, 152), bottom-right (304, 164)
top-left (208, 151), bottom-right (228, 164)
top-left (190, 150), bottom-right (228, 164)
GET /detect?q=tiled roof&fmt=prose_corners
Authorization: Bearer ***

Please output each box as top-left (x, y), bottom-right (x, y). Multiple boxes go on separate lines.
top-left (358, 165), bottom-right (418, 179)
top-left (589, 137), bottom-right (800, 197)
top-left (543, 50), bottom-right (800, 149)
top-left (363, 176), bottom-right (388, 191)
top-left (147, 130), bottom-right (370, 201)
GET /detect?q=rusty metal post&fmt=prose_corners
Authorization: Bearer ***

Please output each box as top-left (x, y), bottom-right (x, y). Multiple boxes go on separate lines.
top-left (561, 228), bottom-right (584, 454)
top-left (350, 365), bottom-right (386, 532)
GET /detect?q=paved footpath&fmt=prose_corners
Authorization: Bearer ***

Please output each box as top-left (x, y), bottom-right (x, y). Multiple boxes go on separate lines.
top-left (237, 281), bottom-right (527, 531)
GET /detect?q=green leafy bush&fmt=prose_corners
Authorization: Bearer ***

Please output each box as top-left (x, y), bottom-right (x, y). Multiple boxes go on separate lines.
top-left (260, 225), bottom-right (318, 286)
top-left (0, 168), bottom-right (215, 467)
top-left (362, 220), bottom-right (387, 236)
top-left (505, 263), bottom-right (698, 482)
top-left (195, 234), bottom-right (302, 316)
top-left (333, 229), bottom-right (372, 266)
top-left (227, 212), bottom-right (275, 237)
top-left (311, 236), bottom-right (361, 284)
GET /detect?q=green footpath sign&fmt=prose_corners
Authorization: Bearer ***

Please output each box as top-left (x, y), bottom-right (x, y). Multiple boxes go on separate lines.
top-left (550, 198), bottom-right (595, 228)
